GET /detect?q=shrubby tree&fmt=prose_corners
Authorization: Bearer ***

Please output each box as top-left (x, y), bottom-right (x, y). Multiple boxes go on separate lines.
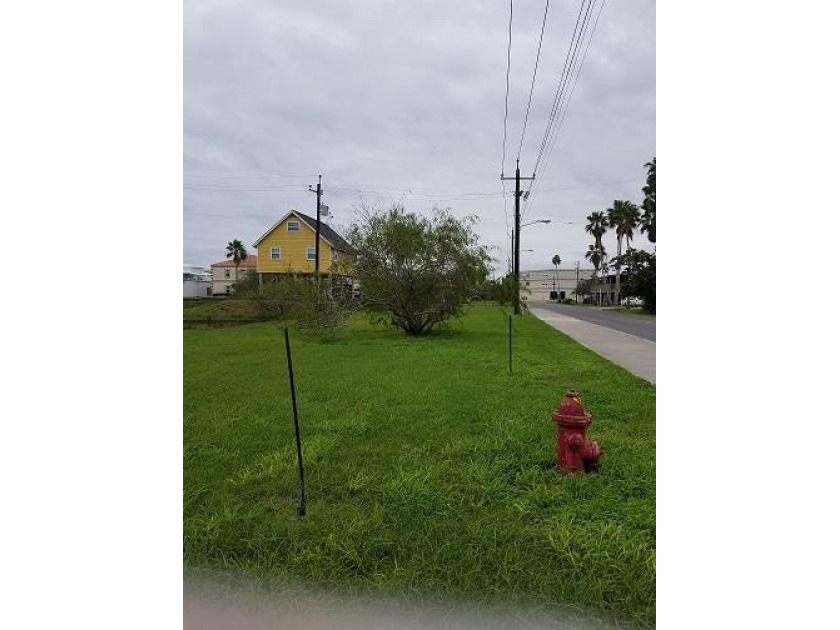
top-left (615, 248), bottom-right (656, 313)
top-left (475, 273), bottom-right (526, 311)
top-left (236, 272), bottom-right (358, 334)
top-left (575, 277), bottom-right (593, 302)
top-left (348, 206), bottom-right (491, 335)
top-left (232, 269), bottom-right (259, 297)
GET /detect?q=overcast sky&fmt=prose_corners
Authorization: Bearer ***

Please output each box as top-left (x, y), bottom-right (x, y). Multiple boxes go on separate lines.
top-left (184, 0), bottom-right (655, 274)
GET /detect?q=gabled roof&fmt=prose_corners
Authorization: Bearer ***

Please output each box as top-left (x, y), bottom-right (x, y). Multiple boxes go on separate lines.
top-left (252, 210), bottom-right (353, 252)
top-left (210, 254), bottom-right (258, 268)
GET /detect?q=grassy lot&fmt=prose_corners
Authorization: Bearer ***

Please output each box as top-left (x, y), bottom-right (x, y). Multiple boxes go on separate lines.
top-left (183, 298), bottom-right (266, 325)
top-left (184, 304), bottom-right (656, 626)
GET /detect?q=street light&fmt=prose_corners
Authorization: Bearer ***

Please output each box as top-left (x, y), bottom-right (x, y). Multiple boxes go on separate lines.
top-left (511, 220), bottom-right (550, 269)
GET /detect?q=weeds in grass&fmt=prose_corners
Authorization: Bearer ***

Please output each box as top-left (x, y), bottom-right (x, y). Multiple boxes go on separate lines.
top-left (184, 304), bottom-right (656, 626)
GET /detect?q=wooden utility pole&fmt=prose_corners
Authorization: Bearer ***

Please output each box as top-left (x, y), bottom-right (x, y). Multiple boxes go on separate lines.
top-left (501, 160), bottom-right (535, 314)
top-left (308, 175), bottom-right (323, 274)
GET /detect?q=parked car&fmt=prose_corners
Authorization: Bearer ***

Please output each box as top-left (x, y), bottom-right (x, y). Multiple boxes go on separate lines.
top-left (620, 296), bottom-right (644, 307)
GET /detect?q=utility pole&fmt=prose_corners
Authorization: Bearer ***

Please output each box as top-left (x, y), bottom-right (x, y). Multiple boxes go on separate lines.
top-left (575, 260), bottom-right (580, 304)
top-left (308, 175), bottom-right (323, 275)
top-left (501, 159), bottom-right (535, 314)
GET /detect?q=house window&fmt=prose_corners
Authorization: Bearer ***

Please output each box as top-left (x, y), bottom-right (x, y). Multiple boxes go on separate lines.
top-left (287, 221), bottom-right (300, 232)
top-left (307, 247), bottom-right (316, 261)
top-left (270, 247), bottom-right (281, 260)
top-left (224, 269), bottom-right (230, 278)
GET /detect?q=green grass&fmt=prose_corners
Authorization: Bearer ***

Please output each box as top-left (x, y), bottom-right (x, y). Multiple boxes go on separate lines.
top-left (183, 298), bottom-right (266, 323)
top-left (184, 304), bottom-right (656, 626)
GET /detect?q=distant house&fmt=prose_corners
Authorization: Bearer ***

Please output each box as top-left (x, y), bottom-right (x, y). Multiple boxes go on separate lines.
top-left (210, 254), bottom-right (258, 295)
top-left (252, 210), bottom-right (354, 282)
top-left (183, 265), bottom-right (212, 298)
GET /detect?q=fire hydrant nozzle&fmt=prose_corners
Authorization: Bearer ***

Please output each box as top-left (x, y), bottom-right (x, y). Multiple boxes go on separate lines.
top-left (552, 390), bottom-right (602, 473)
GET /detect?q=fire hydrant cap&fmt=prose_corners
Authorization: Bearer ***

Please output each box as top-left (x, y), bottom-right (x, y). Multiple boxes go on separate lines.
top-left (552, 390), bottom-right (591, 426)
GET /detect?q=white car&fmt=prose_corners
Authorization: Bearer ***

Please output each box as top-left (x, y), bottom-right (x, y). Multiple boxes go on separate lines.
top-left (621, 296), bottom-right (644, 307)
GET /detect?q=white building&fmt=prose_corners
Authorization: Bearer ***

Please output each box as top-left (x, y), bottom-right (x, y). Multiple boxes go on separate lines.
top-left (183, 265), bottom-right (212, 298)
top-left (520, 267), bottom-right (594, 303)
top-left (211, 254), bottom-right (258, 295)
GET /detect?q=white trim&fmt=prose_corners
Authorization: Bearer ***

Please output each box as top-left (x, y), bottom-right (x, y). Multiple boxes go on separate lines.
top-left (306, 246), bottom-right (316, 261)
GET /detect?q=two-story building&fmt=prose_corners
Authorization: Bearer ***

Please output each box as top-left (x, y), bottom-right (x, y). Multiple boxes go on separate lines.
top-left (210, 254), bottom-right (258, 295)
top-left (520, 267), bottom-right (594, 303)
top-left (252, 210), bottom-right (354, 283)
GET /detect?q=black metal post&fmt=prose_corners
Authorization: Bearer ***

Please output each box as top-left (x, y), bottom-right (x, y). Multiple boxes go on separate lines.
top-left (508, 314), bottom-right (512, 375)
top-left (283, 327), bottom-right (306, 517)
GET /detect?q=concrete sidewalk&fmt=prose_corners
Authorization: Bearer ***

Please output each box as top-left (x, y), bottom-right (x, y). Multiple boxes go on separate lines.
top-left (530, 307), bottom-right (656, 384)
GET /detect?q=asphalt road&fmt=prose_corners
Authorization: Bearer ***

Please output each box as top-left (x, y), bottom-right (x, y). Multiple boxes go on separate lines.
top-left (534, 303), bottom-right (656, 341)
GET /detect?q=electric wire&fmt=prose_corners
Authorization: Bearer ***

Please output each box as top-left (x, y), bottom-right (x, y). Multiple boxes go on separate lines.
top-left (516, 0), bottom-right (551, 161)
top-left (530, 0), bottom-right (590, 176)
top-left (532, 0), bottom-right (595, 180)
top-left (524, 0), bottom-right (606, 215)
top-left (500, 0), bottom-right (514, 177)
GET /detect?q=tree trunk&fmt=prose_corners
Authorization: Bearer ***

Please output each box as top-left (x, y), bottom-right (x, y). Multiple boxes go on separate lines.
top-left (615, 234), bottom-right (622, 305)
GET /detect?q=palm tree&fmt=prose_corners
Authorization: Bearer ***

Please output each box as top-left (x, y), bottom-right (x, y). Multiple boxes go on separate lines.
top-left (607, 200), bottom-right (640, 304)
top-left (585, 243), bottom-right (606, 305)
top-left (641, 158), bottom-right (656, 243)
top-left (225, 239), bottom-right (248, 289)
top-left (551, 254), bottom-right (561, 299)
top-left (585, 211), bottom-right (609, 252)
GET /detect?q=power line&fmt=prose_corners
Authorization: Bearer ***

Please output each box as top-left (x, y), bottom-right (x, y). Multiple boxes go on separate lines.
top-left (532, 0), bottom-right (595, 178)
top-left (516, 0), bottom-right (552, 161)
top-left (185, 175), bottom-right (633, 198)
top-left (500, 0), bottom-right (514, 176)
top-left (531, 0), bottom-right (606, 192)
top-left (184, 169), bottom-right (315, 179)
top-left (183, 186), bottom-right (303, 193)
top-left (524, 0), bottom-right (607, 215)
top-left (530, 0), bottom-right (589, 176)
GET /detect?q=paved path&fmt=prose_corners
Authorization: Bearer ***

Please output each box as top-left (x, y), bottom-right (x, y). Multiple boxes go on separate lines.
top-left (534, 303), bottom-right (656, 341)
top-left (530, 306), bottom-right (656, 384)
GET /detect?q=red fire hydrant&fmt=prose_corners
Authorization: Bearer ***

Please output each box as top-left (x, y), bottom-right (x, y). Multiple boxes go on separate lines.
top-left (552, 390), bottom-right (602, 473)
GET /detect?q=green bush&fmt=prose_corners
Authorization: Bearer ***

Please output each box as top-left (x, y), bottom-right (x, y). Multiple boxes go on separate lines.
top-left (242, 275), bottom-right (359, 334)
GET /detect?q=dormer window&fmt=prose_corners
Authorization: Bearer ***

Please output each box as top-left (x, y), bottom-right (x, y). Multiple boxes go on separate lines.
top-left (287, 220), bottom-right (300, 232)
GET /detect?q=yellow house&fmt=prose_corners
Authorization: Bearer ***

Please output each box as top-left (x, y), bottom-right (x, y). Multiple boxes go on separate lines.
top-left (252, 210), bottom-right (354, 280)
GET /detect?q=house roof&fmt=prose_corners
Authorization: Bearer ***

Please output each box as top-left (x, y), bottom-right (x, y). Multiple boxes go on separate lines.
top-left (210, 254), bottom-right (258, 268)
top-left (252, 210), bottom-right (354, 252)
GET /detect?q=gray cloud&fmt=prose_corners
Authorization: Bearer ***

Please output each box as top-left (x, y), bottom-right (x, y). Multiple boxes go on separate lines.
top-left (184, 0), bottom-right (655, 272)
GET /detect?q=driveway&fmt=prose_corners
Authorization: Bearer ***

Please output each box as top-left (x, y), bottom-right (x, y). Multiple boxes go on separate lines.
top-left (533, 303), bottom-right (655, 341)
